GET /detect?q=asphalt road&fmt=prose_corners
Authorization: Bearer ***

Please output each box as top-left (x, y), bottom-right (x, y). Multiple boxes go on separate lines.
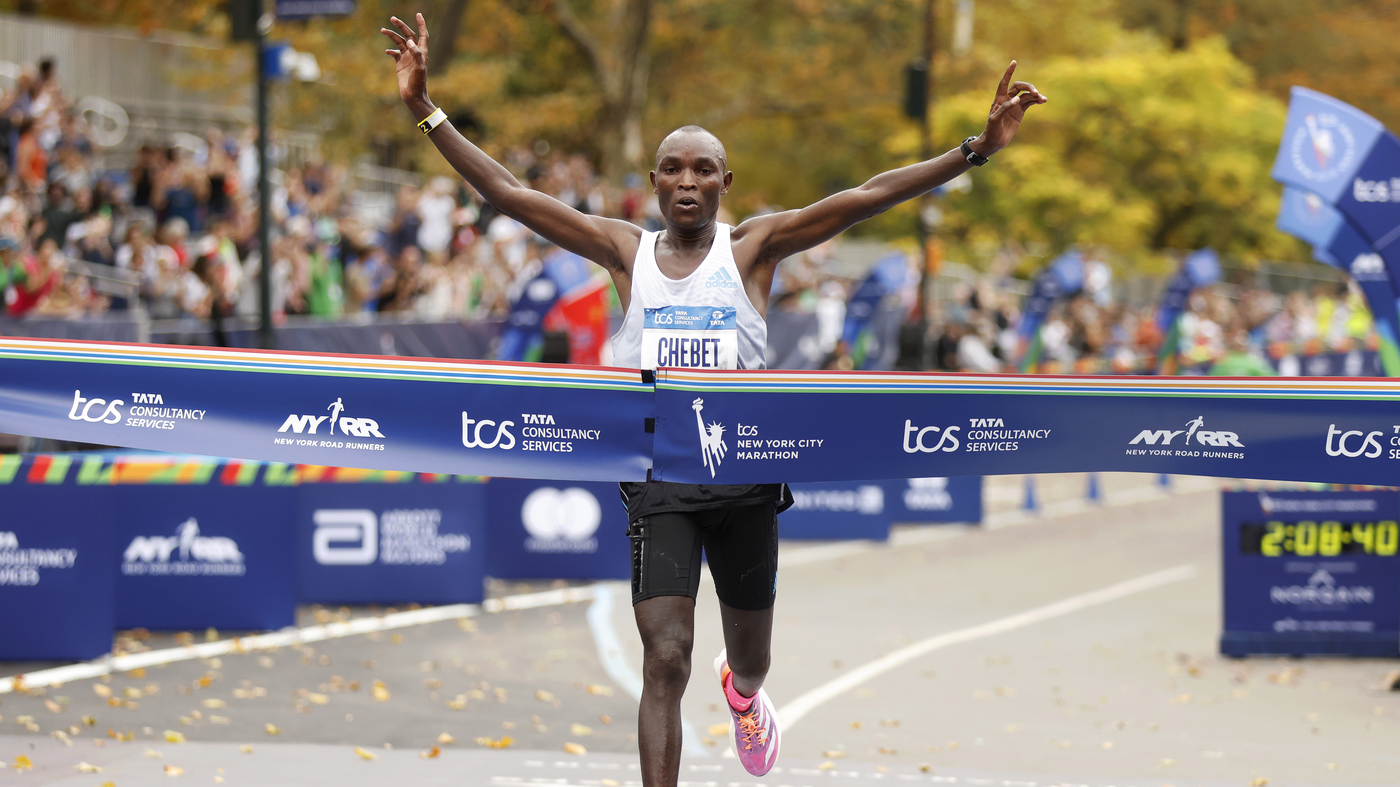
top-left (3, 473), bottom-right (1399, 786)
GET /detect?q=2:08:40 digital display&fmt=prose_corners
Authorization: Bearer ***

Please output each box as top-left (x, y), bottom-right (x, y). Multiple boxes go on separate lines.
top-left (1239, 521), bottom-right (1399, 557)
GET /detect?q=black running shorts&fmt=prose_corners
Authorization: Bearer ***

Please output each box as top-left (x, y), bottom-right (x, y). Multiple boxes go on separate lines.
top-left (627, 503), bottom-right (779, 611)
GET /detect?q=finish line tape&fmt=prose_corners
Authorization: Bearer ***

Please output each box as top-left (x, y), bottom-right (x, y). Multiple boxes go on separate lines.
top-left (2, 338), bottom-right (1398, 486)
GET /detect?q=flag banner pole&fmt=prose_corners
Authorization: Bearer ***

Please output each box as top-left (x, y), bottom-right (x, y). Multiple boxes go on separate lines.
top-left (651, 368), bottom-right (1400, 487)
top-left (0, 338), bottom-right (654, 483)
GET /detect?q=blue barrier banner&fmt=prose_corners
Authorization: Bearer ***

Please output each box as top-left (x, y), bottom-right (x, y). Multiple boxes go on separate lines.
top-left (113, 485), bottom-right (297, 631)
top-left (782, 481), bottom-right (894, 540)
top-left (0, 338), bottom-right (654, 482)
top-left (884, 476), bottom-right (983, 524)
top-left (1016, 251), bottom-right (1084, 371)
top-left (0, 465), bottom-right (116, 659)
top-left (483, 479), bottom-right (629, 580)
top-left (297, 481), bottom-right (486, 605)
top-left (652, 369), bottom-right (1400, 486)
top-left (1221, 490), bottom-right (1400, 656)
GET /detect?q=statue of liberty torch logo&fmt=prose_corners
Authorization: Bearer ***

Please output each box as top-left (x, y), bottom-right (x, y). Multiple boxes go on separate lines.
top-left (692, 398), bottom-right (727, 478)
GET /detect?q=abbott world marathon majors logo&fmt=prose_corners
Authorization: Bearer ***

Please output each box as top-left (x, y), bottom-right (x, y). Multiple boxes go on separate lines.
top-left (1126, 416), bottom-right (1244, 459)
top-left (521, 487), bottom-right (602, 554)
top-left (0, 531), bottom-right (78, 587)
top-left (692, 398), bottom-right (827, 478)
top-left (313, 509), bottom-right (469, 566)
top-left (275, 397), bottom-right (386, 452)
top-left (1288, 111), bottom-right (1357, 184)
top-left (122, 518), bottom-right (245, 577)
top-left (68, 390), bottom-right (206, 431)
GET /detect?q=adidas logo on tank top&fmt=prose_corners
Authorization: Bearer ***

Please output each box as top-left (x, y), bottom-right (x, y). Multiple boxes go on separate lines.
top-left (704, 267), bottom-right (740, 289)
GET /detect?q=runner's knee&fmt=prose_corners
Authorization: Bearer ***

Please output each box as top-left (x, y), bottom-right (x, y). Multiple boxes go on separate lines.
top-left (642, 637), bottom-right (693, 688)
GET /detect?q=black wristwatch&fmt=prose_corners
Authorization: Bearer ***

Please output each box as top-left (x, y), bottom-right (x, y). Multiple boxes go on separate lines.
top-left (960, 136), bottom-right (989, 167)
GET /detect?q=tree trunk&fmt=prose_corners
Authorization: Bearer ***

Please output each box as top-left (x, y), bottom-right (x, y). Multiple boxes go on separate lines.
top-left (553, 0), bottom-right (653, 184)
top-left (428, 0), bottom-right (472, 77)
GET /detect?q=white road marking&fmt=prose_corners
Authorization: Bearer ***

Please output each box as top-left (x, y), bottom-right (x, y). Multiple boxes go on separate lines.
top-left (0, 585), bottom-right (599, 693)
top-left (776, 564), bottom-right (1198, 730)
top-left (586, 581), bottom-right (709, 758)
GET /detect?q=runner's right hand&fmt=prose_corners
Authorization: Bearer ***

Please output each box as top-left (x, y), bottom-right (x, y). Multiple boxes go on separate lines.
top-left (382, 13), bottom-right (432, 112)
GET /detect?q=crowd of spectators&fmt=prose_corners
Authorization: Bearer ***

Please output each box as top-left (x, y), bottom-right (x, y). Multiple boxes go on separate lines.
top-left (930, 276), bottom-right (1378, 375)
top-left (0, 56), bottom-right (645, 332)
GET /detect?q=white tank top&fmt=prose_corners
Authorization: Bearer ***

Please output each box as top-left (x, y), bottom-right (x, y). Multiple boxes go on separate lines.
top-left (611, 223), bottom-right (767, 370)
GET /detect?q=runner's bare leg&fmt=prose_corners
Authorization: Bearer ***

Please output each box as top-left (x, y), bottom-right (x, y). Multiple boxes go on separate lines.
top-left (635, 595), bottom-right (696, 787)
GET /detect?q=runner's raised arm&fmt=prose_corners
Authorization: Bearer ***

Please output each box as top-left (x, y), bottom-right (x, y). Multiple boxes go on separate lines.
top-left (736, 61), bottom-right (1047, 265)
top-left (381, 14), bottom-right (640, 272)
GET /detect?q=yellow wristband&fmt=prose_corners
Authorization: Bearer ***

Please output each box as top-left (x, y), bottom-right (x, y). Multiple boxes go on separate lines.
top-left (417, 108), bottom-right (448, 135)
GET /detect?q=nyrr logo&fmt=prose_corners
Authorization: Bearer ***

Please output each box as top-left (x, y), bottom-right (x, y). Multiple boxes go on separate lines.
top-left (1325, 424), bottom-right (1383, 458)
top-left (1129, 416), bottom-right (1243, 448)
top-left (902, 421), bottom-right (961, 453)
top-left (521, 487), bottom-right (602, 554)
top-left (279, 397), bottom-right (384, 438)
top-left (692, 398), bottom-right (727, 477)
top-left (122, 518), bottom-right (245, 577)
top-left (461, 411), bottom-right (516, 449)
top-left (68, 390), bottom-right (123, 424)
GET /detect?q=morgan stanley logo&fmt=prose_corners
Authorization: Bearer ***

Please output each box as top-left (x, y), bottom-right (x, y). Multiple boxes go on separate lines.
top-left (692, 398), bottom-right (727, 478)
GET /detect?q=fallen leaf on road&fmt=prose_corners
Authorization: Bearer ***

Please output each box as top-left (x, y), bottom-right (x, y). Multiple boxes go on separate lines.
top-left (1249, 779), bottom-right (1268, 786)
top-left (823, 750), bottom-right (845, 759)
top-left (457, 617), bottom-right (477, 632)
top-left (371, 681), bottom-right (391, 702)
top-left (81, 715), bottom-right (96, 726)
top-left (419, 746), bottom-right (441, 759)
top-left (164, 730), bottom-right (186, 743)
top-left (920, 764), bottom-right (933, 773)
top-left (708, 723), bottom-right (728, 737)
top-left (93, 684), bottom-right (112, 698)
top-left (164, 765), bottom-right (184, 776)
top-left (447, 697), bottom-right (467, 710)
top-left (265, 723), bottom-right (281, 735)
top-left (850, 721), bottom-right (863, 729)
top-left (145, 749), bottom-right (163, 759)
top-left (125, 687), bottom-right (143, 699)
top-left (878, 747), bottom-right (897, 755)
top-left (354, 746), bottom-right (377, 760)
top-left (240, 745), bottom-right (254, 754)
top-left (599, 715), bottom-right (612, 725)
top-left (13, 755), bottom-right (33, 771)
top-left (563, 742), bottom-right (587, 755)
top-left (1159, 758), bottom-right (1176, 769)
top-left (586, 684), bottom-right (613, 696)
top-left (475, 736), bottom-right (513, 749)
top-left (601, 780), bottom-right (619, 786)
top-left (43, 698), bottom-right (61, 713)
top-left (535, 690), bottom-right (555, 702)
top-left (308, 693), bottom-right (329, 705)
top-left (202, 699), bottom-right (226, 709)
top-left (75, 761), bottom-right (102, 773)
top-left (210, 716), bottom-right (230, 725)
top-left (1101, 741), bottom-right (1114, 750)
top-left (879, 719), bottom-right (900, 727)
top-left (437, 733), bottom-right (456, 745)
top-left (819, 761), bottom-right (836, 770)
top-left (571, 723), bottom-right (593, 736)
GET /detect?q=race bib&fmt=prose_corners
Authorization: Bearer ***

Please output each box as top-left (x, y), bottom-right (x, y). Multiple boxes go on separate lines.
top-left (641, 306), bottom-right (738, 370)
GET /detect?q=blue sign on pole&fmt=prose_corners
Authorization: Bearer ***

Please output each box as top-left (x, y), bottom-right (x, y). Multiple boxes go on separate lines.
top-left (884, 476), bottom-right (983, 525)
top-left (483, 479), bottom-right (629, 580)
top-left (275, 0), bottom-right (356, 20)
top-left (0, 476), bottom-right (116, 660)
top-left (781, 476), bottom-right (983, 540)
top-left (1221, 490), bottom-right (1400, 656)
top-left (1271, 86), bottom-right (1387, 205)
top-left (113, 485), bottom-right (297, 631)
top-left (296, 481), bottom-right (486, 605)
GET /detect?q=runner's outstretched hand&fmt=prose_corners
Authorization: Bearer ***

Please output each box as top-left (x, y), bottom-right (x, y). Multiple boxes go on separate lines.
top-left (382, 13), bottom-right (432, 114)
top-left (980, 61), bottom-right (1047, 153)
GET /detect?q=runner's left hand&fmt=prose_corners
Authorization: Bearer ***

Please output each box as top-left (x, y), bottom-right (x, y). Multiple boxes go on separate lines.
top-left (977, 61), bottom-right (1047, 154)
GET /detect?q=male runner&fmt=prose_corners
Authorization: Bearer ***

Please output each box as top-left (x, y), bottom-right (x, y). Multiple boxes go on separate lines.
top-left (381, 14), bottom-right (1045, 785)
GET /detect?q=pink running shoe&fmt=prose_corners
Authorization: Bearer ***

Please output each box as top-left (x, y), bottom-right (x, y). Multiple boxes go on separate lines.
top-left (713, 649), bottom-right (781, 776)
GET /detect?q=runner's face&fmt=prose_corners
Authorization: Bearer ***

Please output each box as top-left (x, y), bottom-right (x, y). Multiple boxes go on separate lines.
top-left (651, 135), bottom-right (731, 230)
